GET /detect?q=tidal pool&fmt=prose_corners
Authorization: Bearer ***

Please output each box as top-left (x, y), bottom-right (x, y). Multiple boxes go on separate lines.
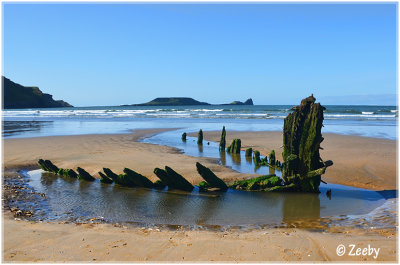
top-left (24, 169), bottom-right (387, 228)
top-left (18, 129), bottom-right (394, 228)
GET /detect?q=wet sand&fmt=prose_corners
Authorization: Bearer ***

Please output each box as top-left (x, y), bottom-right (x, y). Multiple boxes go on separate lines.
top-left (2, 129), bottom-right (398, 262)
top-left (189, 130), bottom-right (397, 191)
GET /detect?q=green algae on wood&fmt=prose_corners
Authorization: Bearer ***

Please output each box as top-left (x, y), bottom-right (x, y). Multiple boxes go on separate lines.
top-left (154, 168), bottom-right (173, 186)
top-left (76, 167), bottom-right (96, 181)
top-left (227, 139), bottom-right (241, 154)
top-left (245, 148), bottom-right (253, 157)
top-left (268, 150), bottom-right (276, 166)
top-left (229, 175), bottom-right (283, 191)
top-left (219, 126), bottom-right (226, 151)
top-left (197, 129), bottom-right (203, 145)
top-left (99, 172), bottom-right (113, 184)
top-left (103, 168), bottom-right (120, 183)
top-left (195, 162), bottom-right (228, 191)
top-left (282, 95), bottom-right (330, 193)
top-left (164, 166), bottom-right (194, 191)
top-left (123, 168), bottom-right (153, 188)
top-left (181, 132), bottom-right (187, 141)
top-left (253, 150), bottom-right (261, 165)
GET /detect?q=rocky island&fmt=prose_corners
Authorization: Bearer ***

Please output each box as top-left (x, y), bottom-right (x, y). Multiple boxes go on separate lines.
top-left (125, 97), bottom-right (254, 106)
top-left (3, 76), bottom-right (72, 109)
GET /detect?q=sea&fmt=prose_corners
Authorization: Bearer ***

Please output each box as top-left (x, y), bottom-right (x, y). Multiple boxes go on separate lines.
top-left (2, 105), bottom-right (398, 140)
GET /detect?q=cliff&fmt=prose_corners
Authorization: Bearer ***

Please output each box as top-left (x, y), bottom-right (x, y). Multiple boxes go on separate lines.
top-left (3, 77), bottom-right (72, 109)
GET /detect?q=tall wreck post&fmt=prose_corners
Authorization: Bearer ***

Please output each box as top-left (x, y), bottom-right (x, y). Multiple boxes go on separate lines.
top-left (282, 95), bottom-right (330, 193)
top-left (197, 129), bottom-right (203, 145)
top-left (219, 126), bottom-right (226, 151)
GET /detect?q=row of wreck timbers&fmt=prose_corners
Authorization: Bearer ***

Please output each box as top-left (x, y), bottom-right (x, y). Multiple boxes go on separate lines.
top-left (38, 95), bottom-right (333, 193)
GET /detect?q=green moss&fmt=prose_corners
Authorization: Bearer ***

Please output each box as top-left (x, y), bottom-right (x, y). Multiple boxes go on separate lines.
top-left (76, 167), bottom-right (96, 181)
top-left (99, 172), bottom-right (113, 184)
top-left (253, 150), bottom-right (261, 165)
top-left (229, 175), bottom-right (283, 191)
top-left (269, 150), bottom-right (276, 166)
top-left (219, 126), bottom-right (226, 151)
top-left (66, 169), bottom-right (78, 178)
top-left (103, 168), bottom-right (120, 183)
top-left (245, 148), bottom-right (253, 157)
top-left (123, 168), bottom-right (153, 188)
top-left (227, 139), bottom-right (241, 154)
top-left (282, 95), bottom-right (327, 193)
top-left (195, 162), bottom-right (228, 191)
top-left (198, 181), bottom-right (211, 191)
top-left (43, 160), bottom-right (59, 173)
top-left (164, 166), bottom-right (194, 191)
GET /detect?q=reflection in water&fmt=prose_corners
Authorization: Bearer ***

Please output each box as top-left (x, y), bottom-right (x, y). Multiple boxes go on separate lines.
top-left (22, 170), bottom-right (387, 227)
top-left (228, 153), bottom-right (241, 166)
top-left (220, 151), bottom-right (226, 166)
top-left (269, 167), bottom-right (276, 175)
top-left (3, 121), bottom-right (53, 138)
top-left (197, 144), bottom-right (204, 153)
top-left (282, 193), bottom-right (321, 225)
top-left (245, 155), bottom-right (252, 163)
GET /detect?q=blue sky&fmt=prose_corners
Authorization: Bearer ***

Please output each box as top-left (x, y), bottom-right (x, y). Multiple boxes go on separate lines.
top-left (2, 3), bottom-right (397, 106)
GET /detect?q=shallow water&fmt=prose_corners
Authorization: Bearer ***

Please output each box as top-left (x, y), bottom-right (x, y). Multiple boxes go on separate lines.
top-left (142, 129), bottom-right (282, 176)
top-left (25, 169), bottom-right (387, 228)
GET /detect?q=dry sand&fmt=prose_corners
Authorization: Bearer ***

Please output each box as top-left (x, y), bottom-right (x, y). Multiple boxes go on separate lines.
top-left (2, 129), bottom-right (398, 262)
top-left (190, 130), bottom-right (397, 191)
top-left (3, 213), bottom-right (397, 262)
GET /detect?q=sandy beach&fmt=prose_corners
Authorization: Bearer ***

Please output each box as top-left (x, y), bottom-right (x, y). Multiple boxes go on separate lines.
top-left (2, 129), bottom-right (398, 262)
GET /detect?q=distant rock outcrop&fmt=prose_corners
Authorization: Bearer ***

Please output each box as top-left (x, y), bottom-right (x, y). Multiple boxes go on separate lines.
top-left (3, 76), bottom-right (72, 109)
top-left (222, 98), bottom-right (253, 105)
top-left (130, 97), bottom-right (210, 106)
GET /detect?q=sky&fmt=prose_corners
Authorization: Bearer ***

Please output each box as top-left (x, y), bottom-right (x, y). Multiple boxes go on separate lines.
top-left (2, 3), bottom-right (398, 106)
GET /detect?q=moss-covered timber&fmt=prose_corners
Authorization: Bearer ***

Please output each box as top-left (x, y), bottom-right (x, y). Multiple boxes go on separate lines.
top-left (76, 167), bottom-right (96, 181)
top-left (103, 168), bottom-right (120, 183)
top-left (229, 175), bottom-right (283, 191)
top-left (282, 95), bottom-right (328, 193)
top-left (219, 126), bottom-right (226, 151)
top-left (195, 162), bottom-right (228, 191)
top-left (245, 148), bottom-right (253, 157)
top-left (181, 132), bottom-right (187, 141)
top-left (197, 129), bottom-right (203, 145)
top-left (123, 168), bottom-right (153, 188)
top-left (164, 166), bottom-right (194, 191)
top-left (154, 168), bottom-right (173, 186)
top-left (226, 139), bottom-right (241, 153)
top-left (253, 150), bottom-right (261, 165)
top-left (99, 172), bottom-right (113, 184)
top-left (268, 150), bottom-right (276, 166)
top-left (38, 159), bottom-right (59, 173)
